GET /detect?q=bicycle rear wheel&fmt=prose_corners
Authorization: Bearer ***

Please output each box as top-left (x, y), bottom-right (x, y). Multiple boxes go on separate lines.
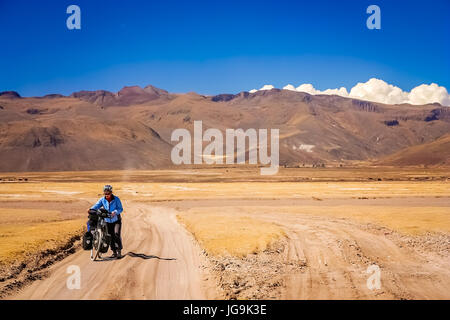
top-left (90, 229), bottom-right (102, 261)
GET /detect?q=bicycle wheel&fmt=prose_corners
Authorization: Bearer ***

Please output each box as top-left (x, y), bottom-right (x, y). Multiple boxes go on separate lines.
top-left (90, 229), bottom-right (102, 261)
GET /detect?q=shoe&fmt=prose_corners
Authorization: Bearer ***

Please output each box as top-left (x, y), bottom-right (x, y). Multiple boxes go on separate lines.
top-left (111, 251), bottom-right (118, 258)
top-left (117, 250), bottom-right (122, 258)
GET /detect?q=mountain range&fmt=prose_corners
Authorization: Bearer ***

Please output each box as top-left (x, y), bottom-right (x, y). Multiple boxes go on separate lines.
top-left (0, 85), bottom-right (449, 171)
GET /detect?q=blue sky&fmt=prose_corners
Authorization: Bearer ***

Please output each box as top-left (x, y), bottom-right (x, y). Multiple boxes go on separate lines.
top-left (0, 0), bottom-right (449, 96)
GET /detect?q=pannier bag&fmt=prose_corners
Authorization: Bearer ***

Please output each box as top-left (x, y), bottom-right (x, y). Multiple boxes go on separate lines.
top-left (88, 209), bottom-right (99, 222)
top-left (82, 231), bottom-right (93, 250)
top-left (88, 210), bottom-right (99, 230)
top-left (88, 214), bottom-right (98, 228)
top-left (100, 234), bottom-right (111, 253)
top-left (89, 213), bottom-right (99, 221)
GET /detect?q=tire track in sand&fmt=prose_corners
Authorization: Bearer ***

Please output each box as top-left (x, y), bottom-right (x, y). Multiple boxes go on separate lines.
top-left (267, 214), bottom-right (450, 299)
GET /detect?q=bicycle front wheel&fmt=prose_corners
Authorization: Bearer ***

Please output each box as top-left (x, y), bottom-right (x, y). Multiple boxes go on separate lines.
top-left (91, 229), bottom-right (102, 261)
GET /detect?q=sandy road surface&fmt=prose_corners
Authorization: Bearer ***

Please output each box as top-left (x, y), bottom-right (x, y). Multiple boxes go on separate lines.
top-left (10, 204), bottom-right (217, 300)
top-left (273, 214), bottom-right (450, 299)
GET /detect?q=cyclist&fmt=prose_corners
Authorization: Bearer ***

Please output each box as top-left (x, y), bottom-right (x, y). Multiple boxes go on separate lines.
top-left (87, 185), bottom-right (124, 258)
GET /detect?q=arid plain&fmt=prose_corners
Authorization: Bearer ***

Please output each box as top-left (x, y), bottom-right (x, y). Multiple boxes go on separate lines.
top-left (0, 167), bottom-right (449, 299)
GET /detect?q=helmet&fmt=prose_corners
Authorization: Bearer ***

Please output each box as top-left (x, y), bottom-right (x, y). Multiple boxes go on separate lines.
top-left (103, 185), bottom-right (113, 193)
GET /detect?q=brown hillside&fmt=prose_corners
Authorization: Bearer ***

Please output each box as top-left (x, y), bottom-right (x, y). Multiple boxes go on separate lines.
top-left (377, 134), bottom-right (450, 166)
top-left (0, 86), bottom-right (449, 171)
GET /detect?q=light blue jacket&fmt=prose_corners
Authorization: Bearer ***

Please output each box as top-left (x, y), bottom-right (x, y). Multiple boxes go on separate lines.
top-left (90, 195), bottom-right (123, 223)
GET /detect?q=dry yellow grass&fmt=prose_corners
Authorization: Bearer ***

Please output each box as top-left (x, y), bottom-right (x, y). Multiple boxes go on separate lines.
top-left (0, 220), bottom-right (84, 265)
top-left (283, 205), bottom-right (450, 235)
top-left (0, 181), bottom-right (449, 202)
top-left (0, 169), bottom-right (448, 262)
top-left (0, 208), bottom-right (85, 265)
top-left (177, 211), bottom-right (285, 257)
top-left (1, 167), bottom-right (448, 182)
top-left (203, 206), bottom-right (450, 236)
top-left (0, 208), bottom-right (62, 224)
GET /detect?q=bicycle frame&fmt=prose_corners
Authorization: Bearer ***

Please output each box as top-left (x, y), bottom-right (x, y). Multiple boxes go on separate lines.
top-left (90, 209), bottom-right (112, 261)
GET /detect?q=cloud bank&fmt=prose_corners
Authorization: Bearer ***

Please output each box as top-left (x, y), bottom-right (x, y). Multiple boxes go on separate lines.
top-left (249, 78), bottom-right (450, 106)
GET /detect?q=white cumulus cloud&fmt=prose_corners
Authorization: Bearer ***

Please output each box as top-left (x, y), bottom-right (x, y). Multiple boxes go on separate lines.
top-left (259, 84), bottom-right (275, 91)
top-left (283, 84), bottom-right (296, 91)
top-left (250, 78), bottom-right (450, 106)
top-left (249, 84), bottom-right (274, 93)
top-left (408, 83), bottom-right (450, 106)
top-left (297, 84), bottom-right (349, 97)
top-left (349, 78), bottom-right (409, 104)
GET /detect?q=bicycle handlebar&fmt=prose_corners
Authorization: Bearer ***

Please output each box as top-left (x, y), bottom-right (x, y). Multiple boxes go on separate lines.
top-left (97, 210), bottom-right (112, 218)
top-left (89, 208), bottom-right (113, 218)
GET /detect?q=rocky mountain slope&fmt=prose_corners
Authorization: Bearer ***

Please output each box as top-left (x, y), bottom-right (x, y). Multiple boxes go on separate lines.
top-left (0, 86), bottom-right (449, 171)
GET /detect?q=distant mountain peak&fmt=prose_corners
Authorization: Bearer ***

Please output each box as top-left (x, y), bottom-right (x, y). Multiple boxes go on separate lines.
top-left (0, 91), bottom-right (21, 99)
top-left (70, 84), bottom-right (170, 106)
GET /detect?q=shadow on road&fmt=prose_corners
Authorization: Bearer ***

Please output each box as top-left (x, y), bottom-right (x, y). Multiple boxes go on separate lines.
top-left (95, 252), bottom-right (176, 261)
top-left (126, 252), bottom-right (176, 261)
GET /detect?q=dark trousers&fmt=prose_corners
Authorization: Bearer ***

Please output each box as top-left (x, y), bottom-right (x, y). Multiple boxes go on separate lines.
top-left (107, 217), bottom-right (123, 252)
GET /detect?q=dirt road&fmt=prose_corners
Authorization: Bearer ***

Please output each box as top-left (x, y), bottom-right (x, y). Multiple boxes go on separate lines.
top-left (10, 204), bottom-right (217, 299)
top-left (264, 212), bottom-right (450, 299)
top-left (7, 200), bottom-right (450, 300)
